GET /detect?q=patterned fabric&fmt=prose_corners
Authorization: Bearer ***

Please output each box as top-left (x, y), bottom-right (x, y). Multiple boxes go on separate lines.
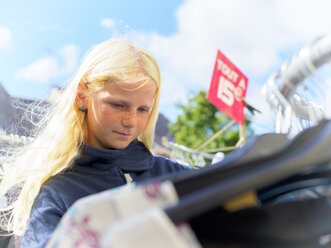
top-left (46, 181), bottom-right (201, 248)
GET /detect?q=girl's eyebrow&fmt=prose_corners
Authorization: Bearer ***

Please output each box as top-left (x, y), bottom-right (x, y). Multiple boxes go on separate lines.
top-left (105, 97), bottom-right (152, 109)
top-left (139, 104), bottom-right (151, 110)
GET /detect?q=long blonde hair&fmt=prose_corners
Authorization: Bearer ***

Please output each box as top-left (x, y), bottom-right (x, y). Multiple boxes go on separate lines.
top-left (0, 39), bottom-right (161, 235)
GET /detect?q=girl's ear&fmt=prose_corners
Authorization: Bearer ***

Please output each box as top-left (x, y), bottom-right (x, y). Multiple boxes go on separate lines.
top-left (76, 81), bottom-right (88, 110)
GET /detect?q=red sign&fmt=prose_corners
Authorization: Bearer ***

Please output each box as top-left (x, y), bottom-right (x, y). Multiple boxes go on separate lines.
top-left (207, 50), bottom-right (248, 125)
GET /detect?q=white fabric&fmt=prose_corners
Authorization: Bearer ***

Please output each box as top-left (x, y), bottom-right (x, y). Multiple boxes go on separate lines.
top-left (46, 181), bottom-right (201, 248)
top-left (101, 207), bottom-right (201, 248)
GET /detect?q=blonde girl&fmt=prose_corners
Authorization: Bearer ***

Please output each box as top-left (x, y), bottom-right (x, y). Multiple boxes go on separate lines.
top-left (0, 39), bottom-right (193, 248)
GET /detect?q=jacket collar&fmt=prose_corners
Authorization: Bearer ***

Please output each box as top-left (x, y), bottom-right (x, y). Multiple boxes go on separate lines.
top-left (74, 140), bottom-right (154, 172)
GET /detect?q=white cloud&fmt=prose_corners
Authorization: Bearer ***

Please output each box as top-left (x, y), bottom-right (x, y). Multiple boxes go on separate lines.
top-left (59, 44), bottom-right (80, 75)
top-left (15, 44), bottom-right (79, 83)
top-left (0, 27), bottom-right (12, 49)
top-left (15, 57), bottom-right (59, 83)
top-left (101, 18), bottom-right (115, 30)
top-left (132, 0), bottom-right (331, 132)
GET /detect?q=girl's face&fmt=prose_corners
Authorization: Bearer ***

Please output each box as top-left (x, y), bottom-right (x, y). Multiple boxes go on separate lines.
top-left (86, 81), bottom-right (156, 150)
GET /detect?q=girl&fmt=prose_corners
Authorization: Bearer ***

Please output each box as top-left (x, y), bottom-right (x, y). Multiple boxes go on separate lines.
top-left (0, 39), bottom-right (193, 248)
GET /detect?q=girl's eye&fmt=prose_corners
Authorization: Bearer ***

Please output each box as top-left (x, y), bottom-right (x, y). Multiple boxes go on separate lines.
top-left (111, 103), bottom-right (125, 109)
top-left (138, 107), bottom-right (149, 113)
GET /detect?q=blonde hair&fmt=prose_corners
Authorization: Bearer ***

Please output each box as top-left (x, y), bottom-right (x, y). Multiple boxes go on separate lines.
top-left (0, 39), bottom-right (161, 235)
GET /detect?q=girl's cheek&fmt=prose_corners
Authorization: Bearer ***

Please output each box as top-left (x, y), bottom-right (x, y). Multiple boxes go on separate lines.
top-left (139, 116), bottom-right (149, 128)
top-left (100, 105), bottom-right (115, 116)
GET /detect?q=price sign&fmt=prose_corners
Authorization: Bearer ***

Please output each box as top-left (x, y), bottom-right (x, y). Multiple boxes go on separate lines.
top-left (207, 50), bottom-right (248, 125)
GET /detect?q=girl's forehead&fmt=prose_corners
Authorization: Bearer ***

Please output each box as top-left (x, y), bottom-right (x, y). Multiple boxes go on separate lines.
top-left (95, 80), bottom-right (156, 102)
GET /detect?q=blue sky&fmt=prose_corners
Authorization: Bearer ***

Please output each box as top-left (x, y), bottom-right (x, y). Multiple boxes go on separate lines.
top-left (0, 0), bottom-right (181, 97)
top-left (1, 0), bottom-right (331, 134)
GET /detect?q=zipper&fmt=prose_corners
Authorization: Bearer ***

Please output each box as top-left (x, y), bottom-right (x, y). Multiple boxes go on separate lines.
top-left (124, 173), bottom-right (133, 184)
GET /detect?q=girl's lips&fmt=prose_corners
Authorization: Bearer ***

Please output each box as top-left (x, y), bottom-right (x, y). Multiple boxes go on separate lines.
top-left (113, 131), bottom-right (131, 136)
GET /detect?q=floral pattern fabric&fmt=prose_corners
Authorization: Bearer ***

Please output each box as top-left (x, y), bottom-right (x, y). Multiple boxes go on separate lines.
top-left (46, 181), bottom-right (201, 248)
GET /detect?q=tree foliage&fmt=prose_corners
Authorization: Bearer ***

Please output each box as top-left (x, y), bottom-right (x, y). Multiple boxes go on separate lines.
top-left (169, 90), bottom-right (253, 152)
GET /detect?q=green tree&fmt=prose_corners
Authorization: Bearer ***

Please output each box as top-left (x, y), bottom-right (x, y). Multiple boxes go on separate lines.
top-left (169, 90), bottom-right (253, 156)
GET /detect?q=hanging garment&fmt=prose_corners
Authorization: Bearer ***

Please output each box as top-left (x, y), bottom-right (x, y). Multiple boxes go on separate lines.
top-left (189, 194), bottom-right (331, 248)
top-left (101, 208), bottom-right (201, 248)
top-left (165, 119), bottom-right (331, 221)
top-left (163, 119), bottom-right (331, 247)
top-left (46, 181), bottom-right (201, 248)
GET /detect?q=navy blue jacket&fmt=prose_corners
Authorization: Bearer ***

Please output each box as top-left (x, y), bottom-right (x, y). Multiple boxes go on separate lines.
top-left (21, 140), bottom-right (193, 248)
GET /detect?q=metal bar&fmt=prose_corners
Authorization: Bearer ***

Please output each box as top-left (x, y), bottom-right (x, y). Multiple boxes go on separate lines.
top-left (196, 120), bottom-right (236, 151)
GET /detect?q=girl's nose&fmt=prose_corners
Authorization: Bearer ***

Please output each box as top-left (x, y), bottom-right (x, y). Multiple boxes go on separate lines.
top-left (122, 110), bottom-right (137, 128)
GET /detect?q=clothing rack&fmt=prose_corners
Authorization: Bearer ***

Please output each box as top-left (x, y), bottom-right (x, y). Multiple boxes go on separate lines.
top-left (262, 34), bottom-right (331, 135)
